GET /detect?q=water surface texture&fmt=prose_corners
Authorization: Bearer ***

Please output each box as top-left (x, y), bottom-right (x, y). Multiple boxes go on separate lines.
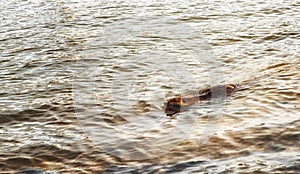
top-left (0, 0), bottom-right (299, 173)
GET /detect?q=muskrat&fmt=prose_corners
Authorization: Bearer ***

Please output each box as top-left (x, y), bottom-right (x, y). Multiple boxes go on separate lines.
top-left (164, 84), bottom-right (236, 116)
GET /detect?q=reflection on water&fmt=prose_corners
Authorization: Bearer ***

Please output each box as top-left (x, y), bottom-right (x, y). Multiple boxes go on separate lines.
top-left (0, 0), bottom-right (299, 173)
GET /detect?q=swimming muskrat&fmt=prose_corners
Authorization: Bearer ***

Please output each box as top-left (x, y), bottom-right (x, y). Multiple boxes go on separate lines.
top-left (164, 84), bottom-right (236, 116)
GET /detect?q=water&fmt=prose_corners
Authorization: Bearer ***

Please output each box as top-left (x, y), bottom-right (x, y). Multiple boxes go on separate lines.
top-left (0, 0), bottom-right (299, 173)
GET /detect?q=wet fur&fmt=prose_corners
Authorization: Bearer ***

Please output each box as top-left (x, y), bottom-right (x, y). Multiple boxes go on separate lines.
top-left (164, 84), bottom-right (236, 116)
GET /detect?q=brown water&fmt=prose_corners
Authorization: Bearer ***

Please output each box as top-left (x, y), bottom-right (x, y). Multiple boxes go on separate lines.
top-left (0, 0), bottom-right (299, 173)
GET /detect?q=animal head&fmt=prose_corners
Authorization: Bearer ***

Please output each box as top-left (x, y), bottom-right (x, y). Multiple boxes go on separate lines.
top-left (164, 96), bottom-right (198, 116)
top-left (164, 97), bottom-right (182, 116)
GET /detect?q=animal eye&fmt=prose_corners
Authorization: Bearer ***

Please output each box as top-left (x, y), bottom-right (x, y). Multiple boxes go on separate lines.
top-left (182, 99), bottom-right (186, 103)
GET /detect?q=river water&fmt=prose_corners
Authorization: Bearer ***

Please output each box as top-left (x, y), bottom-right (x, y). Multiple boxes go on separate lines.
top-left (0, 0), bottom-right (299, 173)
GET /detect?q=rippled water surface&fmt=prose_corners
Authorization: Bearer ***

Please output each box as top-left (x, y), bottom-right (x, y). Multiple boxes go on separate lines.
top-left (0, 0), bottom-right (299, 173)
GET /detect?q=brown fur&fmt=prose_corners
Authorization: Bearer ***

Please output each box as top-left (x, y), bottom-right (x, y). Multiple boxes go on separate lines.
top-left (164, 84), bottom-right (236, 116)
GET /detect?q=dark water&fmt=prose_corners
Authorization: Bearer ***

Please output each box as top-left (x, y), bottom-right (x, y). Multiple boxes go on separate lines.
top-left (0, 0), bottom-right (299, 173)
